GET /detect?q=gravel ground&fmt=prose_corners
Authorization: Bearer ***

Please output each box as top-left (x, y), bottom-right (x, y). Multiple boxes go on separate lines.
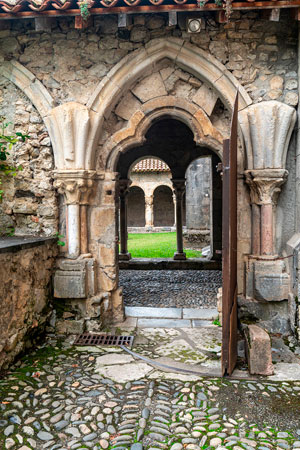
top-left (1, 336), bottom-right (300, 450)
top-left (119, 270), bottom-right (222, 308)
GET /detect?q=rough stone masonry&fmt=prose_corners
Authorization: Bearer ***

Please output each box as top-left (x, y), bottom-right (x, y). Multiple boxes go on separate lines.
top-left (0, 9), bottom-right (299, 339)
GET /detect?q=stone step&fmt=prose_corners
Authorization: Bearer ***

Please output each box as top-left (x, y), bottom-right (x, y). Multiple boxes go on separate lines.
top-left (125, 306), bottom-right (218, 321)
top-left (136, 318), bottom-right (216, 328)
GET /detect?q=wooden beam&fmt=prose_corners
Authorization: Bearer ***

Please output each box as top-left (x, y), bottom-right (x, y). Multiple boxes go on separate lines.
top-left (0, 1), bottom-right (300, 20)
top-left (215, 10), bottom-right (227, 22)
top-left (168, 11), bottom-right (177, 26)
top-left (34, 17), bottom-right (55, 31)
top-left (118, 12), bottom-right (131, 27)
top-left (270, 8), bottom-right (280, 20)
top-left (75, 15), bottom-right (93, 29)
top-left (291, 6), bottom-right (300, 19)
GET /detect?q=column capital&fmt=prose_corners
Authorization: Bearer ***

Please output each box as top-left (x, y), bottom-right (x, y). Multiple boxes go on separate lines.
top-left (118, 179), bottom-right (132, 198)
top-left (245, 169), bottom-right (288, 205)
top-left (171, 178), bottom-right (186, 199)
top-left (145, 195), bottom-right (153, 207)
top-left (53, 170), bottom-right (97, 205)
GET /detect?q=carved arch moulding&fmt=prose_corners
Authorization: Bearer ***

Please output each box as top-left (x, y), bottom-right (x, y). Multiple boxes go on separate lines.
top-left (1, 40), bottom-right (252, 172)
top-left (104, 96), bottom-right (225, 173)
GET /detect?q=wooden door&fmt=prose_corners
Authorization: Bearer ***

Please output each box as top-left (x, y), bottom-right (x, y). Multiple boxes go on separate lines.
top-left (221, 93), bottom-right (238, 376)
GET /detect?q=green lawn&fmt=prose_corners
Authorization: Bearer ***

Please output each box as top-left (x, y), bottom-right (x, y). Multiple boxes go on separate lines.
top-left (127, 232), bottom-right (202, 258)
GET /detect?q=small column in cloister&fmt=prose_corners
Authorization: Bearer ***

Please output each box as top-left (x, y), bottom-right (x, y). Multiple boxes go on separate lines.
top-left (145, 195), bottom-right (154, 230)
top-left (172, 179), bottom-right (186, 260)
top-left (245, 169), bottom-right (288, 256)
top-left (54, 170), bottom-right (96, 259)
top-left (119, 179), bottom-right (132, 261)
top-left (240, 100), bottom-right (296, 304)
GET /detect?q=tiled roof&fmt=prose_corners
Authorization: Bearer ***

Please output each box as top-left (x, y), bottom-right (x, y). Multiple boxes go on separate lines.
top-left (0, 0), bottom-right (298, 16)
top-left (132, 158), bottom-right (170, 173)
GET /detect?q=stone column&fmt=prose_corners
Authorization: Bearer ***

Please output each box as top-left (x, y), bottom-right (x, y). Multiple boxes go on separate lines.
top-left (172, 179), bottom-right (186, 260)
top-left (119, 179), bottom-right (131, 261)
top-left (145, 195), bottom-right (154, 230)
top-left (54, 170), bottom-right (96, 259)
top-left (245, 169), bottom-right (288, 256)
top-left (172, 193), bottom-right (177, 228)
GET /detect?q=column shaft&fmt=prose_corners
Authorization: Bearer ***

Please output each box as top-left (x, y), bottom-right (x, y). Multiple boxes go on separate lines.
top-left (68, 204), bottom-right (80, 258)
top-left (172, 179), bottom-right (186, 261)
top-left (261, 203), bottom-right (273, 255)
top-left (80, 205), bottom-right (88, 255)
top-left (251, 204), bottom-right (261, 255)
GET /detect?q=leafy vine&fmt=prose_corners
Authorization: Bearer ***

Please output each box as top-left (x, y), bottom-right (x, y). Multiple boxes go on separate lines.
top-left (0, 119), bottom-right (28, 202)
top-left (79, 1), bottom-right (90, 21)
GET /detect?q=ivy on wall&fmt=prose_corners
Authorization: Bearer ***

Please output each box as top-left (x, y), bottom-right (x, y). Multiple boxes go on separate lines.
top-left (0, 119), bottom-right (28, 202)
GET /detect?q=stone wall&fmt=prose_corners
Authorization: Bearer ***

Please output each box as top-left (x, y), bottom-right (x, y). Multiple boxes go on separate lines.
top-left (0, 237), bottom-right (57, 371)
top-left (0, 79), bottom-right (57, 237)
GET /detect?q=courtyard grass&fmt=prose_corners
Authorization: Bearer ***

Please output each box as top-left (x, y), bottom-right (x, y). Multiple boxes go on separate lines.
top-left (127, 231), bottom-right (202, 258)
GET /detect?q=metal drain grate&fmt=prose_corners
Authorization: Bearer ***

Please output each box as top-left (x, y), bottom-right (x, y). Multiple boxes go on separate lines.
top-left (73, 333), bottom-right (134, 348)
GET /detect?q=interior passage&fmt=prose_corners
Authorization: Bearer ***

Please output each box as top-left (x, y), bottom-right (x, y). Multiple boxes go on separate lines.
top-left (120, 269), bottom-right (222, 309)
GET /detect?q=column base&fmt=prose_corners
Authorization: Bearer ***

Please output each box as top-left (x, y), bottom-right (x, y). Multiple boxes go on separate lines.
top-left (119, 252), bottom-right (132, 261)
top-left (173, 252), bottom-right (186, 261)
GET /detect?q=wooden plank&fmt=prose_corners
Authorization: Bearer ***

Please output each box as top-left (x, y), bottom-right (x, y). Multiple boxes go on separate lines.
top-left (221, 91), bottom-right (238, 377)
top-left (215, 10), bottom-right (227, 22)
top-left (34, 17), bottom-right (55, 31)
top-left (75, 15), bottom-right (93, 28)
top-left (168, 11), bottom-right (177, 26)
top-left (0, 1), bottom-right (300, 20)
top-left (118, 12), bottom-right (131, 27)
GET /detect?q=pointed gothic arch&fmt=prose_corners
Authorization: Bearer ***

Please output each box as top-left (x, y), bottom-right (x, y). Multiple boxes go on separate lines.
top-left (0, 60), bottom-right (55, 118)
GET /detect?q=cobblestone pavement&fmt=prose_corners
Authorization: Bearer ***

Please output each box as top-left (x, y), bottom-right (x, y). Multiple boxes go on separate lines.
top-left (119, 271), bottom-right (222, 308)
top-left (1, 330), bottom-right (300, 450)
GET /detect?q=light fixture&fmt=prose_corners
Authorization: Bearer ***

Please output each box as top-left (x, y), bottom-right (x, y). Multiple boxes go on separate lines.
top-left (187, 18), bottom-right (203, 33)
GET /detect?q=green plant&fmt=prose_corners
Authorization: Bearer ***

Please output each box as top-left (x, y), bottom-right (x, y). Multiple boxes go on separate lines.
top-left (0, 118), bottom-right (28, 201)
top-left (55, 232), bottom-right (66, 247)
top-left (212, 318), bottom-right (221, 327)
top-left (79, 1), bottom-right (90, 21)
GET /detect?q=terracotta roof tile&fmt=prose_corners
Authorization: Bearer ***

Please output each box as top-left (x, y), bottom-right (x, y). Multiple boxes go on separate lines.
top-left (132, 158), bottom-right (170, 173)
top-left (0, 0), bottom-right (296, 16)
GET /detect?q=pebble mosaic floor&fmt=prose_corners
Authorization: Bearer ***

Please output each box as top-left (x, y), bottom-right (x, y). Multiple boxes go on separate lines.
top-left (1, 334), bottom-right (300, 450)
top-left (119, 271), bottom-right (222, 308)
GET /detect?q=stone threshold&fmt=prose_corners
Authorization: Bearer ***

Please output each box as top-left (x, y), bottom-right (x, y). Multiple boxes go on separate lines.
top-left (119, 257), bottom-right (221, 270)
top-left (123, 306), bottom-right (218, 328)
top-left (0, 236), bottom-right (56, 254)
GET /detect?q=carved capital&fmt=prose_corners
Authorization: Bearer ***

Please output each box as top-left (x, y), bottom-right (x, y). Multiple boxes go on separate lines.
top-left (53, 170), bottom-right (96, 205)
top-left (145, 195), bottom-right (153, 207)
top-left (172, 178), bottom-right (186, 200)
top-left (118, 179), bottom-right (132, 199)
top-left (245, 169), bottom-right (288, 205)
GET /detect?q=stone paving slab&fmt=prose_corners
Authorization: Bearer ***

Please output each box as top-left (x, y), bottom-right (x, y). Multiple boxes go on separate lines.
top-left (125, 307), bottom-right (218, 321)
top-left (182, 308), bottom-right (218, 320)
top-left (125, 307), bottom-right (182, 319)
top-left (1, 333), bottom-right (300, 450)
top-left (137, 319), bottom-right (192, 328)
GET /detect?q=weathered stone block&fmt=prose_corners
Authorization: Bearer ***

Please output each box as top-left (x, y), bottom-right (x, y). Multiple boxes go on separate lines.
top-left (132, 73), bottom-right (167, 103)
top-left (54, 260), bottom-right (88, 299)
top-left (192, 84), bottom-right (218, 116)
top-left (246, 259), bottom-right (289, 302)
top-left (56, 319), bottom-right (85, 334)
top-left (244, 324), bottom-right (274, 375)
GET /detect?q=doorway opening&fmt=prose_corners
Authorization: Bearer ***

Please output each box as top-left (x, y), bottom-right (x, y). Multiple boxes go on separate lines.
top-left (117, 117), bottom-right (222, 318)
